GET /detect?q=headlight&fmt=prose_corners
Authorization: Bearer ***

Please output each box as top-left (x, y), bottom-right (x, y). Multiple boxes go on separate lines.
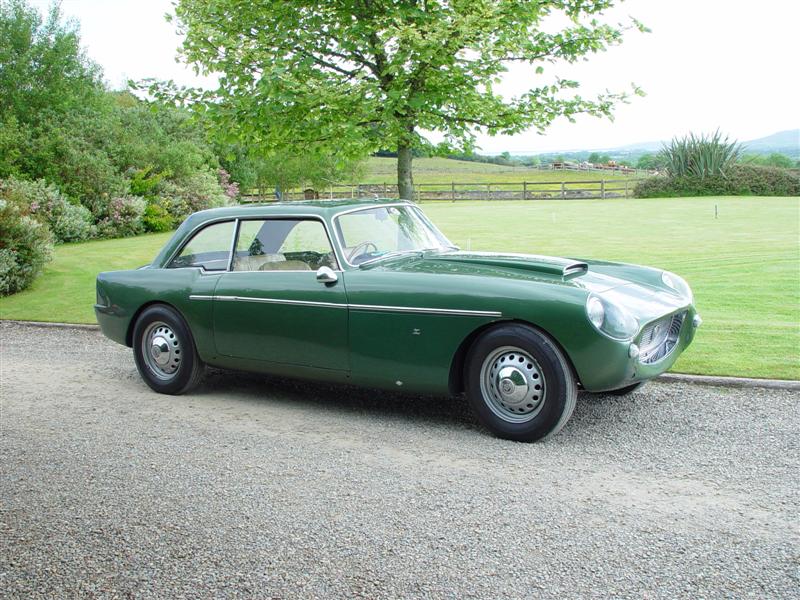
top-left (586, 294), bottom-right (639, 340)
top-left (661, 270), bottom-right (693, 301)
top-left (587, 296), bottom-right (605, 328)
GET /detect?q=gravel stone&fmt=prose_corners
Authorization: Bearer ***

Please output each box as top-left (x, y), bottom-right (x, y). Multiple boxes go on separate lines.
top-left (1, 322), bottom-right (798, 599)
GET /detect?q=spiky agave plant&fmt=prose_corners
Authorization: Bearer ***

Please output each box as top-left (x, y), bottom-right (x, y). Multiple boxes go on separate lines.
top-left (659, 130), bottom-right (742, 178)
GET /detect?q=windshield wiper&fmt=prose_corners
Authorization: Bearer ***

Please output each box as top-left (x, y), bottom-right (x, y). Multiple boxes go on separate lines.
top-left (357, 249), bottom-right (423, 268)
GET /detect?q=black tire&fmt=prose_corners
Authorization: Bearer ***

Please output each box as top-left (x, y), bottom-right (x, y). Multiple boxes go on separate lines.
top-left (132, 304), bottom-right (205, 395)
top-left (607, 381), bottom-right (646, 396)
top-left (465, 324), bottom-right (577, 442)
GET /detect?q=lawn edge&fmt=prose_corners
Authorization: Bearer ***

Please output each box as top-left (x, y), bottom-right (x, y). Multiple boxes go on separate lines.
top-left (3, 319), bottom-right (799, 390)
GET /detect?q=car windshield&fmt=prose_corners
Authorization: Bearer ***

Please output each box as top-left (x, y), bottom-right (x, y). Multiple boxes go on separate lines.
top-left (335, 205), bottom-right (456, 265)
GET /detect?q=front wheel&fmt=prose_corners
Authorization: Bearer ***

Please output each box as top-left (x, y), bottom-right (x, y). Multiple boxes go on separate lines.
top-left (132, 304), bottom-right (205, 395)
top-left (465, 325), bottom-right (577, 442)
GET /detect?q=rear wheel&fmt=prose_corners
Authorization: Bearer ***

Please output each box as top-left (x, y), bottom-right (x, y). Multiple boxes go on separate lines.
top-left (132, 304), bottom-right (205, 394)
top-left (465, 325), bottom-right (577, 442)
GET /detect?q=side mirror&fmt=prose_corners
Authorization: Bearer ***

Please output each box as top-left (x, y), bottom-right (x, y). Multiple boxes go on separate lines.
top-left (316, 266), bottom-right (338, 284)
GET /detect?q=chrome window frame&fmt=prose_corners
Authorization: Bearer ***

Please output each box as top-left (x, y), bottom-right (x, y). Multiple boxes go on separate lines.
top-left (166, 218), bottom-right (239, 273)
top-left (331, 202), bottom-right (454, 269)
top-left (228, 215), bottom-right (342, 273)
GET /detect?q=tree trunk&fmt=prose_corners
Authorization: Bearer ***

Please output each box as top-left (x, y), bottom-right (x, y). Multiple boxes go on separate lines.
top-left (397, 142), bottom-right (414, 201)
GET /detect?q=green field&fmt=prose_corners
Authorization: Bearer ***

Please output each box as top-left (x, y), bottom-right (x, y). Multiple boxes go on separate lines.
top-left (1, 196), bottom-right (797, 379)
top-left (362, 156), bottom-right (633, 184)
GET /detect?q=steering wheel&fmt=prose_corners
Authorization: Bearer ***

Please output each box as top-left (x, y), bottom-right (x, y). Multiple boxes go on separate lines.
top-left (347, 241), bottom-right (379, 263)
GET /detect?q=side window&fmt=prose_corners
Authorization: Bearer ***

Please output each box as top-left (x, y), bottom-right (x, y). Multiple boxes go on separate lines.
top-left (232, 219), bottom-right (337, 272)
top-left (169, 221), bottom-right (235, 271)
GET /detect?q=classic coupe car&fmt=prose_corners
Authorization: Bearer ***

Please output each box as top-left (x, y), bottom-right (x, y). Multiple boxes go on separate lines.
top-left (96, 199), bottom-right (700, 442)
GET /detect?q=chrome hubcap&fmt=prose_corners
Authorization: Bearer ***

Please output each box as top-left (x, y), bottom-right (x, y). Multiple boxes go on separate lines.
top-left (142, 322), bottom-right (181, 380)
top-left (480, 346), bottom-right (546, 423)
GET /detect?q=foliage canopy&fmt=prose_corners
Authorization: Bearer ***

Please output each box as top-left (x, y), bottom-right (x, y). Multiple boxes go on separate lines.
top-left (162, 0), bottom-right (645, 197)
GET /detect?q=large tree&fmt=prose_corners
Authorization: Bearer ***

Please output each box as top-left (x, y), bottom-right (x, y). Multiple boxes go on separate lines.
top-left (167, 0), bottom-right (644, 199)
top-left (0, 0), bottom-right (103, 125)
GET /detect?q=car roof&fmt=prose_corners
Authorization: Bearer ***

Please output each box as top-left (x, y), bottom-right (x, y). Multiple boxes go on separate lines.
top-left (149, 198), bottom-right (414, 268)
top-left (189, 197), bottom-right (411, 221)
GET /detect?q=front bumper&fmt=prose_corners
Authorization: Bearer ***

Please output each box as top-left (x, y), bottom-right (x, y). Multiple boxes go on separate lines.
top-left (576, 305), bottom-right (700, 392)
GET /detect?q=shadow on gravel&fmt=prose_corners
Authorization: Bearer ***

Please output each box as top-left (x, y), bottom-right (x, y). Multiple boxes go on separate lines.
top-left (186, 367), bottom-right (622, 434)
top-left (196, 367), bottom-right (477, 429)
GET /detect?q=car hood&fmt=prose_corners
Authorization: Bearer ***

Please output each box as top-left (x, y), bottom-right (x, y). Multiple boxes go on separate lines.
top-left (370, 250), bottom-right (691, 312)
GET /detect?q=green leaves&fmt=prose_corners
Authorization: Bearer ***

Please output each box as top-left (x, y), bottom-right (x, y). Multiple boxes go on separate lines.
top-left (660, 131), bottom-right (743, 179)
top-left (165, 0), bottom-right (640, 185)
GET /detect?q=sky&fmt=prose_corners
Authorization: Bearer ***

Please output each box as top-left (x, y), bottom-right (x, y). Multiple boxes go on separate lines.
top-left (28, 0), bottom-right (800, 154)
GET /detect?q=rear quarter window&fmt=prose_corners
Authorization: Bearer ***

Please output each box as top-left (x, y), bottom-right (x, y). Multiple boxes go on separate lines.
top-left (169, 220), bottom-right (235, 271)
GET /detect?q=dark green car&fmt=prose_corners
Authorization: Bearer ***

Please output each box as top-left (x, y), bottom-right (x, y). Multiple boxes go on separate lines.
top-left (96, 199), bottom-right (700, 441)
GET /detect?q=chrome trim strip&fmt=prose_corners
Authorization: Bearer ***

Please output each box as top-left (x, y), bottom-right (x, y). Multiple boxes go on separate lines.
top-left (188, 294), bottom-right (501, 317)
top-left (349, 304), bottom-right (502, 317)
top-left (214, 295), bottom-right (347, 309)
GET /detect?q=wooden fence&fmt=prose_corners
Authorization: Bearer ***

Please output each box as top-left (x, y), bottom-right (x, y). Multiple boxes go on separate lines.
top-left (240, 179), bottom-right (639, 203)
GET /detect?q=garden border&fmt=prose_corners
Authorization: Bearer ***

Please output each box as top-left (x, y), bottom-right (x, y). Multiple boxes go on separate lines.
top-left (4, 319), bottom-right (798, 391)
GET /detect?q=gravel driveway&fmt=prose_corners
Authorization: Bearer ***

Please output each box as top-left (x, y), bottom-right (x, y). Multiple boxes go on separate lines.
top-left (1, 321), bottom-right (798, 599)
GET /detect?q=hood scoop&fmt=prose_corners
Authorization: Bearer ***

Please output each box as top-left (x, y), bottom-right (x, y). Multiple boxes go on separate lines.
top-left (430, 252), bottom-right (589, 278)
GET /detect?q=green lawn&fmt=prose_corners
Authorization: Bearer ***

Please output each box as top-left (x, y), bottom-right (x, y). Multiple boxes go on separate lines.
top-left (362, 156), bottom-right (633, 184)
top-left (1, 196), bottom-right (797, 380)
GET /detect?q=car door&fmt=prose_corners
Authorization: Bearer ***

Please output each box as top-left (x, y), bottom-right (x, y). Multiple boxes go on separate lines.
top-left (212, 217), bottom-right (349, 371)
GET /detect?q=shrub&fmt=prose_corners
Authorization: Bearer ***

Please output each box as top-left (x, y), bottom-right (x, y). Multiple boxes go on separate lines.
top-left (660, 130), bottom-right (742, 178)
top-left (218, 168), bottom-right (239, 201)
top-left (142, 198), bottom-right (175, 232)
top-left (0, 198), bottom-right (54, 295)
top-left (635, 165), bottom-right (800, 198)
top-left (159, 169), bottom-right (229, 221)
top-left (96, 195), bottom-right (146, 238)
top-left (0, 177), bottom-right (96, 243)
top-left (129, 166), bottom-right (170, 198)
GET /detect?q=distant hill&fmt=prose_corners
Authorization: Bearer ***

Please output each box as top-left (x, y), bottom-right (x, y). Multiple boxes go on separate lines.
top-left (741, 129), bottom-right (799, 153)
top-left (508, 129), bottom-right (799, 158)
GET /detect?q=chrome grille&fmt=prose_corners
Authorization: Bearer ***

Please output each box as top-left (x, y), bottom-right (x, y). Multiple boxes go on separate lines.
top-left (638, 311), bottom-right (686, 365)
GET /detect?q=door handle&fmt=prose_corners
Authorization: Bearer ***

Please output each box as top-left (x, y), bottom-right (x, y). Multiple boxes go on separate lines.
top-left (316, 266), bottom-right (338, 284)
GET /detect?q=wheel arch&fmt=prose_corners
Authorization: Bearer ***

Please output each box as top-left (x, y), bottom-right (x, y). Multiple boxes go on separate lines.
top-left (448, 319), bottom-right (581, 395)
top-left (125, 300), bottom-right (186, 347)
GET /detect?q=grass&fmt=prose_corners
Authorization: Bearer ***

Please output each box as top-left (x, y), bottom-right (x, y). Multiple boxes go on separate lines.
top-left (361, 157), bottom-right (633, 185)
top-left (0, 232), bottom-right (173, 325)
top-left (1, 196), bottom-right (797, 380)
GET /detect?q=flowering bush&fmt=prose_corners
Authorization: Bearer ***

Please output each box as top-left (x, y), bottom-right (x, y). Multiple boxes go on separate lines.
top-left (96, 195), bottom-right (146, 238)
top-left (0, 199), bottom-right (54, 295)
top-left (218, 168), bottom-right (240, 201)
top-left (0, 177), bottom-right (95, 243)
top-left (159, 169), bottom-right (229, 222)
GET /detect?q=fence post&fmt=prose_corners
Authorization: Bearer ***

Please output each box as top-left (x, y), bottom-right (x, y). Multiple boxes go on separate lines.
top-left (487, 183), bottom-right (491, 201)
top-left (451, 182), bottom-right (456, 203)
top-left (601, 180), bottom-right (606, 199)
top-left (523, 181), bottom-right (527, 200)
top-left (561, 182), bottom-right (566, 200)
top-left (625, 179), bottom-right (629, 197)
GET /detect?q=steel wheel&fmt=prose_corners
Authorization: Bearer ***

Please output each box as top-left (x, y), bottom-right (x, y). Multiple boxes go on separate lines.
top-left (480, 346), bottom-right (546, 423)
top-left (140, 321), bottom-right (182, 381)
top-left (132, 305), bottom-right (205, 395)
top-left (465, 325), bottom-right (577, 442)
